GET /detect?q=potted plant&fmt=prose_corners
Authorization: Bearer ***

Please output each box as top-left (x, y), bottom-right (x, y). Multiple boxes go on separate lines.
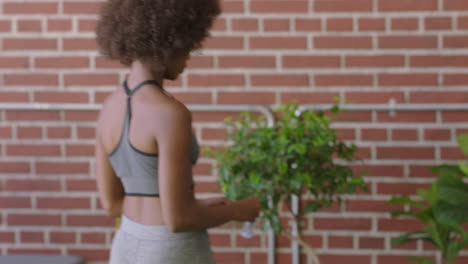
top-left (205, 103), bottom-right (367, 262)
top-left (389, 134), bottom-right (468, 264)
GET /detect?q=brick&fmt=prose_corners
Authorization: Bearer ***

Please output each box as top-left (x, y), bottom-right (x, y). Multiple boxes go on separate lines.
top-left (377, 182), bottom-right (430, 195)
top-left (0, 56), bottom-right (29, 68)
top-left (47, 19), bottom-right (72, 32)
top-left (315, 74), bottom-right (373, 87)
top-left (263, 19), bottom-right (290, 31)
top-left (379, 73), bottom-right (438, 86)
top-left (67, 215), bottom-right (114, 227)
top-left (171, 92), bottom-right (212, 104)
top-left (219, 56), bottom-right (276, 68)
top-left (252, 74), bottom-right (309, 87)
top-left (5, 179), bottom-right (60, 191)
top-left (425, 17), bottom-right (452, 30)
top-left (283, 55), bottom-right (340, 68)
top-left (346, 55), bottom-right (405, 67)
top-left (17, 127), bottom-right (42, 139)
top-left (77, 127), bottom-right (96, 139)
top-left (442, 111), bottom-right (468, 122)
top-left (50, 232), bottom-right (76, 244)
top-left (220, 0), bottom-right (244, 13)
top-left (8, 214), bottom-right (61, 226)
top-left (378, 111), bottom-right (436, 123)
top-left (335, 128), bottom-right (356, 140)
top-left (424, 129), bottom-right (451, 141)
top-left (458, 16), bottom-right (468, 29)
top-left (358, 18), bottom-right (386, 31)
top-left (6, 110), bottom-right (60, 121)
top-left (193, 163), bottom-right (212, 175)
top-left (346, 92), bottom-right (404, 103)
top-left (379, 0), bottom-right (438, 11)
top-left (392, 129), bottom-right (419, 141)
top-left (64, 74), bottom-right (119, 86)
top-left (347, 200), bottom-right (403, 212)
top-left (441, 147), bottom-right (465, 160)
top-left (361, 128), bottom-right (388, 141)
top-left (95, 57), bottom-right (125, 69)
top-left (328, 235), bottom-right (353, 248)
top-left (203, 36), bottom-right (244, 49)
top-left (333, 111), bottom-right (373, 122)
top-left (36, 162), bottom-right (89, 174)
top-left (250, 1), bottom-right (308, 13)
top-left (63, 2), bottom-right (100, 14)
top-left (379, 255), bottom-right (434, 264)
top-left (359, 237), bottom-right (385, 249)
top-left (444, 0), bottom-right (468, 10)
top-left (281, 92), bottom-right (340, 104)
top-left (81, 232), bottom-right (106, 244)
top-left (351, 164), bottom-right (404, 177)
top-left (411, 55), bottom-right (468, 67)
top-left (319, 255), bottom-right (371, 264)
top-left (236, 234), bottom-right (261, 247)
top-left (0, 197), bottom-right (31, 208)
top-left (391, 18), bottom-right (419, 31)
top-left (0, 92), bottom-right (29, 102)
top-left (7, 144), bottom-right (60, 157)
top-left (34, 91), bottom-right (89, 103)
top-left (37, 197), bottom-right (90, 209)
top-left (4, 74), bottom-right (58, 86)
top-left (377, 147), bottom-right (434, 160)
top-left (315, 0), bottom-right (373, 12)
top-left (0, 127), bottom-right (12, 139)
top-left (0, 232), bottom-right (15, 243)
top-left (35, 56), bottom-right (89, 69)
top-left (64, 111), bottom-right (99, 121)
top-left (379, 35), bottom-right (438, 49)
top-left (444, 74), bottom-right (468, 85)
top-left (21, 232), bottom-right (44, 243)
top-left (7, 248), bottom-right (61, 255)
top-left (409, 165), bottom-right (439, 178)
top-left (0, 20), bottom-right (12, 32)
top-left (4, 2), bottom-right (58, 14)
top-left (231, 18), bottom-right (258, 31)
top-left (213, 252), bottom-right (245, 263)
top-left (66, 179), bottom-right (97, 191)
top-left (315, 36), bottom-right (372, 49)
top-left (66, 144), bottom-right (95, 156)
top-left (47, 127), bottom-right (72, 139)
top-left (378, 219), bottom-right (424, 231)
top-left (218, 92), bottom-right (275, 105)
top-left (211, 18), bottom-right (227, 31)
top-left (3, 38), bottom-right (57, 51)
top-left (251, 252), bottom-right (268, 264)
top-left (18, 19), bottom-right (42, 32)
top-left (67, 249), bottom-right (109, 261)
top-left (188, 74), bottom-right (244, 87)
top-left (186, 56), bottom-right (214, 69)
top-left (78, 19), bottom-right (97, 32)
top-left (194, 181), bottom-right (221, 193)
top-left (250, 37), bottom-right (307, 49)
top-left (208, 233), bottom-right (231, 247)
top-left (295, 19), bottom-right (321, 31)
top-left (326, 18), bottom-right (353, 31)
top-left (443, 35), bottom-right (468, 48)
top-left (314, 218), bottom-right (371, 230)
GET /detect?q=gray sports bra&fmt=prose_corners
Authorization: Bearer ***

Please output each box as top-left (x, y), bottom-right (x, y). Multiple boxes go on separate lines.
top-left (108, 79), bottom-right (199, 197)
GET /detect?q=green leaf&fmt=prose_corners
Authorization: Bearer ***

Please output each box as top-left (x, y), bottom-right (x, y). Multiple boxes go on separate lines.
top-left (424, 225), bottom-right (444, 249)
top-left (433, 201), bottom-right (468, 224)
top-left (391, 232), bottom-right (430, 246)
top-left (457, 133), bottom-right (468, 157)
top-left (304, 201), bottom-right (321, 214)
top-left (459, 162), bottom-right (468, 177)
top-left (446, 241), bottom-right (463, 264)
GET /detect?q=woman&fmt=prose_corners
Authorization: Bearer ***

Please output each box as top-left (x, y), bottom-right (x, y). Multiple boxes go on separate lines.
top-left (93, 0), bottom-right (261, 263)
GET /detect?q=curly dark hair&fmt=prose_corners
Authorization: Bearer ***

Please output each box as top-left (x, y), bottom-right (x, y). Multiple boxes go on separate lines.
top-left (95, 0), bottom-right (220, 67)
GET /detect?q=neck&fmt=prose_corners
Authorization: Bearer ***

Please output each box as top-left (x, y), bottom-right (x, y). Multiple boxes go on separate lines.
top-left (127, 60), bottom-right (165, 88)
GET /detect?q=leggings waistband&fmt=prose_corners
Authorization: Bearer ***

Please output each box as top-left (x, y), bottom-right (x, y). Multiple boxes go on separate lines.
top-left (119, 215), bottom-right (207, 241)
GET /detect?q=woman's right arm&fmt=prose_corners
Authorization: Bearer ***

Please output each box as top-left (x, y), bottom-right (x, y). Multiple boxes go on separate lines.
top-left (154, 102), bottom-right (260, 232)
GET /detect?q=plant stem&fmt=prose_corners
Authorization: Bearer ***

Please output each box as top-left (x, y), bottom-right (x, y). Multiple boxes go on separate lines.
top-left (281, 228), bottom-right (321, 264)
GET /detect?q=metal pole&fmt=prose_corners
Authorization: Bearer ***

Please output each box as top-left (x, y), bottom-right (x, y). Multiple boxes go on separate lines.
top-left (0, 102), bottom-right (277, 264)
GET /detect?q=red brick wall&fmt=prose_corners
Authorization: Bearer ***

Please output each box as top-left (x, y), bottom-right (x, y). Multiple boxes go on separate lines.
top-left (1, 0), bottom-right (468, 263)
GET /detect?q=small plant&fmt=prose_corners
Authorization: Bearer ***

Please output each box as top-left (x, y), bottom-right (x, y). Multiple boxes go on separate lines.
top-left (205, 103), bottom-right (367, 260)
top-left (389, 134), bottom-right (468, 264)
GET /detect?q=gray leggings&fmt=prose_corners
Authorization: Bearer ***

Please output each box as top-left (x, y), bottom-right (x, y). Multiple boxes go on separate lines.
top-left (109, 215), bottom-right (216, 264)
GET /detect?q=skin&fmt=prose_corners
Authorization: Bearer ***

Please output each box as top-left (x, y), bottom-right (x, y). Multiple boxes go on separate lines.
top-left (95, 53), bottom-right (261, 232)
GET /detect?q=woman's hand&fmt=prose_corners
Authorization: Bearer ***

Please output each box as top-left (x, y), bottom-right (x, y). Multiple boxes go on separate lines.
top-left (199, 197), bottom-right (233, 207)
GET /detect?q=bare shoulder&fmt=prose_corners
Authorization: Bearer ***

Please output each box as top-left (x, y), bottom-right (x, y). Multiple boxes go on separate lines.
top-left (146, 95), bottom-right (192, 135)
